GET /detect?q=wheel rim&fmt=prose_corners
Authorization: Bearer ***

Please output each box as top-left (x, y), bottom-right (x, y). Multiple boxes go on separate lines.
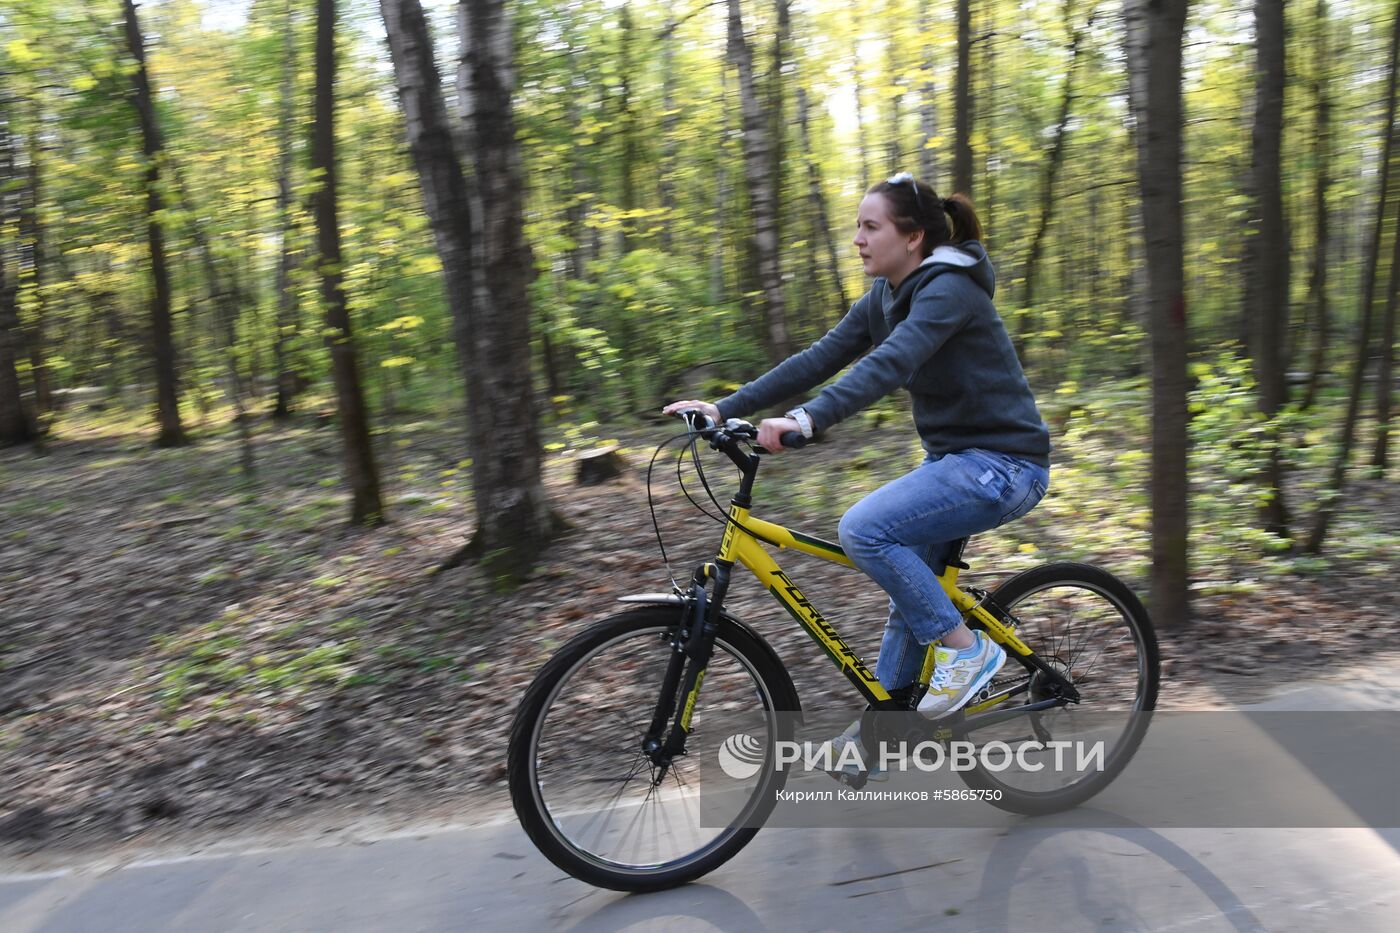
top-left (968, 578), bottom-right (1154, 797)
top-left (527, 625), bottom-right (777, 876)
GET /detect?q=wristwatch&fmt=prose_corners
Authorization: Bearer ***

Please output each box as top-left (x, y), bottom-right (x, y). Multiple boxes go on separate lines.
top-left (784, 407), bottom-right (815, 439)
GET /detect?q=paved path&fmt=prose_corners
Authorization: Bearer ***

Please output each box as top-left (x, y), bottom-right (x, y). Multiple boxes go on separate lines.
top-left (5, 666), bottom-right (1400, 932)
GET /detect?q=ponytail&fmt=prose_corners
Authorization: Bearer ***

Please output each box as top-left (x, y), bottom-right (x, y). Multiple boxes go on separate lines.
top-left (940, 193), bottom-right (983, 244)
top-left (868, 175), bottom-right (987, 254)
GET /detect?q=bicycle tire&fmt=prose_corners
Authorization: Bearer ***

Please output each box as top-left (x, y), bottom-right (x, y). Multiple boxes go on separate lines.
top-left (959, 562), bottom-right (1159, 815)
top-left (508, 606), bottom-right (798, 892)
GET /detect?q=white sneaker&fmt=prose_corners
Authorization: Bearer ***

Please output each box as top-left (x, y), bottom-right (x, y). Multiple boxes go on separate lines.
top-left (917, 632), bottom-right (1006, 718)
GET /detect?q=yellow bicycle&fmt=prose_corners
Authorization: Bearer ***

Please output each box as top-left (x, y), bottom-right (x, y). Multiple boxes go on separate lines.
top-left (508, 414), bottom-right (1159, 891)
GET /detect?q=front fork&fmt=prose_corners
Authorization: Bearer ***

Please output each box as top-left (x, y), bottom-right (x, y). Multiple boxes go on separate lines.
top-left (642, 561), bottom-right (730, 777)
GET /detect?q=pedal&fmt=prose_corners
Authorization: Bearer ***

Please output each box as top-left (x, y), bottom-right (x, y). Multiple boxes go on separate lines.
top-left (827, 769), bottom-right (868, 790)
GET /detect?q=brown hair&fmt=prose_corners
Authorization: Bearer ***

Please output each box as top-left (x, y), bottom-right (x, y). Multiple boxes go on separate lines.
top-left (866, 177), bottom-right (985, 256)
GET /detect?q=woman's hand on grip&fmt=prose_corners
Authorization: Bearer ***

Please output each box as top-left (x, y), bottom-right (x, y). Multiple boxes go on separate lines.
top-left (662, 400), bottom-right (721, 426)
top-left (757, 417), bottom-right (801, 453)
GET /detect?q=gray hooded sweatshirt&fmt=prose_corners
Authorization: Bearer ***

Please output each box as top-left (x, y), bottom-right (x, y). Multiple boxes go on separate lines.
top-left (716, 241), bottom-right (1050, 466)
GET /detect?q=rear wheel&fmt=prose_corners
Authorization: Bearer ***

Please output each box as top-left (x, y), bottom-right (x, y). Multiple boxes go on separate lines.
top-left (960, 562), bottom-right (1159, 815)
top-left (507, 606), bottom-right (797, 891)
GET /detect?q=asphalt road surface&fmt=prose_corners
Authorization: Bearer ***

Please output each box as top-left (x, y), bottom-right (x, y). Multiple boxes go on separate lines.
top-left (4, 665), bottom-right (1399, 932)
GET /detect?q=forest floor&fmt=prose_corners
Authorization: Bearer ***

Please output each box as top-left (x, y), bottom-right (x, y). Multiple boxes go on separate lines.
top-left (1, 395), bottom-right (1397, 857)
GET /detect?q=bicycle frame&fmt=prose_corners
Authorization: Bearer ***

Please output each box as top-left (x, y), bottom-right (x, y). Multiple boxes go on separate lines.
top-left (716, 501), bottom-right (1037, 709)
top-left (647, 424), bottom-right (1077, 770)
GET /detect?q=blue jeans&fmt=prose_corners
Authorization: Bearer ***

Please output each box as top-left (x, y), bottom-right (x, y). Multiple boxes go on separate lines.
top-left (836, 448), bottom-right (1050, 691)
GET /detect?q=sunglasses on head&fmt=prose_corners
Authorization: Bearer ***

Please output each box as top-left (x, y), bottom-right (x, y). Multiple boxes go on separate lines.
top-left (886, 171), bottom-right (926, 220)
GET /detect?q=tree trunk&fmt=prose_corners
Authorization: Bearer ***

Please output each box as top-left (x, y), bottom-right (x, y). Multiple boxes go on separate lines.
top-left (712, 64), bottom-right (732, 303)
top-left (1020, 2), bottom-right (1094, 363)
top-left (918, 1), bottom-right (938, 187)
top-left (1300, 0), bottom-right (1332, 412)
top-left (122, 0), bottom-right (187, 448)
top-left (313, 0), bottom-right (384, 526)
top-left (617, 5), bottom-right (638, 254)
top-left (274, 0), bottom-right (301, 420)
top-left (563, 22), bottom-right (591, 281)
top-left (1125, 0), bottom-right (1191, 629)
top-left (798, 86), bottom-right (848, 315)
top-left (0, 259), bottom-right (34, 447)
top-left (171, 161), bottom-right (256, 478)
top-left (20, 95), bottom-right (50, 419)
top-left (1244, 0), bottom-right (1291, 540)
top-left (659, 0), bottom-right (678, 254)
top-left (771, 0), bottom-right (790, 223)
top-left (854, 56), bottom-right (870, 185)
top-left (953, 0), bottom-right (974, 196)
top-left (1372, 215), bottom-right (1398, 472)
top-left (885, 11), bottom-right (903, 171)
top-left (728, 0), bottom-right (791, 366)
top-left (381, 0), bottom-right (477, 407)
top-left (0, 91), bottom-right (35, 446)
top-left (979, 3), bottom-right (995, 229)
top-left (457, 0), bottom-right (556, 580)
top-left (1307, 0), bottom-right (1400, 551)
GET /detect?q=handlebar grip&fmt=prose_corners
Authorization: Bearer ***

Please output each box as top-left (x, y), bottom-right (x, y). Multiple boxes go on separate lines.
top-left (780, 431), bottom-right (809, 449)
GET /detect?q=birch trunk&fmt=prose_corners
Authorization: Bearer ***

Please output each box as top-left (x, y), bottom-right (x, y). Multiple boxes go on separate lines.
top-left (457, 0), bottom-right (556, 579)
top-left (918, 1), bottom-right (938, 187)
top-left (728, 0), bottom-right (791, 366)
top-left (381, 0), bottom-right (476, 404)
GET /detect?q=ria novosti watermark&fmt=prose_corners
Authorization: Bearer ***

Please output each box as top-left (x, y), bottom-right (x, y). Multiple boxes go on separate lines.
top-left (718, 732), bottom-right (1105, 779)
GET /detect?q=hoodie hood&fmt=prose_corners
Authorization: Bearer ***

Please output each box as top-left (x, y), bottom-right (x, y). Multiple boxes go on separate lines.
top-left (918, 241), bottom-right (995, 298)
top-left (880, 240), bottom-right (996, 321)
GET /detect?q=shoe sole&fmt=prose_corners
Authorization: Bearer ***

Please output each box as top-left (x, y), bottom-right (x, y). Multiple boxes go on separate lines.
top-left (918, 647), bottom-right (1007, 718)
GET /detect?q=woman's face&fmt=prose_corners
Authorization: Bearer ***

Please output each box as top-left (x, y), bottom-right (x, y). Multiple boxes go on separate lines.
top-left (853, 193), bottom-right (921, 282)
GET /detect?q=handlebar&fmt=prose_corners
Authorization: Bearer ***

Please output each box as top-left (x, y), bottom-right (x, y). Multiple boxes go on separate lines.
top-left (676, 410), bottom-right (809, 451)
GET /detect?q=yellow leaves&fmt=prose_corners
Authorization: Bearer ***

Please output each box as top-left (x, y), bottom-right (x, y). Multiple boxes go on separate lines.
top-left (406, 255), bottom-right (441, 277)
top-left (1114, 450), bottom-right (1147, 468)
top-left (7, 40), bottom-right (37, 65)
top-left (380, 357), bottom-right (416, 368)
top-left (378, 315), bottom-right (424, 332)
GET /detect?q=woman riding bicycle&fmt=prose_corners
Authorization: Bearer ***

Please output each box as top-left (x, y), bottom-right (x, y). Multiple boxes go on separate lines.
top-left (664, 172), bottom-right (1050, 720)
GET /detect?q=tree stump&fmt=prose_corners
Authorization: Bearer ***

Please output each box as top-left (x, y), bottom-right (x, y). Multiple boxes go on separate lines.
top-left (576, 446), bottom-right (626, 486)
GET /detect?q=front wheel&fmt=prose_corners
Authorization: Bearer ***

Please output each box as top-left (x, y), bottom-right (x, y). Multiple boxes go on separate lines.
top-left (960, 562), bottom-right (1159, 815)
top-left (507, 606), bottom-right (797, 892)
